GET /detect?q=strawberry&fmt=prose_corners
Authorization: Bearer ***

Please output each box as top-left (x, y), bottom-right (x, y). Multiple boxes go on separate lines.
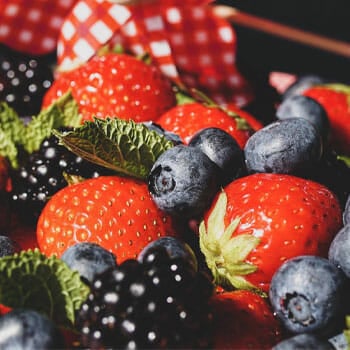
top-left (225, 103), bottom-right (264, 131)
top-left (0, 303), bottom-right (12, 316)
top-left (303, 84), bottom-right (350, 156)
top-left (9, 222), bottom-right (38, 251)
top-left (210, 290), bottom-right (284, 349)
top-left (36, 175), bottom-right (177, 261)
top-left (156, 102), bottom-right (257, 148)
top-left (42, 53), bottom-right (177, 124)
top-left (0, 156), bottom-right (9, 191)
top-left (199, 173), bottom-right (342, 294)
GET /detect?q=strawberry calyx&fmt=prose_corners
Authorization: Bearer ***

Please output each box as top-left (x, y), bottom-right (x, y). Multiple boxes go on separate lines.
top-left (338, 155), bottom-right (350, 167)
top-left (199, 190), bottom-right (263, 294)
top-left (324, 83), bottom-right (350, 95)
top-left (324, 83), bottom-right (350, 105)
top-left (191, 89), bottom-right (252, 130)
top-left (175, 87), bottom-right (252, 131)
top-left (345, 316), bottom-right (350, 345)
top-left (54, 117), bottom-right (175, 181)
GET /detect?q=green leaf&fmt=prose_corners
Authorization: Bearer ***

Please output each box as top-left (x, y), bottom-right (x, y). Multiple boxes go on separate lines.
top-left (54, 117), bottom-right (175, 180)
top-left (338, 155), bottom-right (350, 167)
top-left (199, 188), bottom-right (262, 293)
top-left (0, 93), bottom-right (82, 168)
top-left (324, 83), bottom-right (350, 95)
top-left (344, 316), bottom-right (350, 348)
top-left (0, 128), bottom-right (20, 168)
top-left (0, 102), bottom-right (25, 144)
top-left (0, 249), bottom-right (90, 328)
top-left (0, 103), bottom-right (25, 167)
top-left (175, 90), bottom-right (196, 105)
top-left (206, 190), bottom-right (227, 240)
top-left (22, 92), bottom-right (82, 154)
top-left (221, 234), bottom-right (260, 263)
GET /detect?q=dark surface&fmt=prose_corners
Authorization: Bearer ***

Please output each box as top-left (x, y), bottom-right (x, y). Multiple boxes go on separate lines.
top-left (215, 1), bottom-right (350, 83)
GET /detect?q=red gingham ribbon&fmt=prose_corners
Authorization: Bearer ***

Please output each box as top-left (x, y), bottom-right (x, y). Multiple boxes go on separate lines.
top-left (58, 0), bottom-right (253, 106)
top-left (57, 0), bottom-right (252, 106)
top-left (0, 0), bottom-right (77, 55)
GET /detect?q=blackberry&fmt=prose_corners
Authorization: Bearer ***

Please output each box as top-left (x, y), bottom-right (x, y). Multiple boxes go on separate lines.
top-left (0, 45), bottom-right (54, 116)
top-left (10, 130), bottom-right (113, 223)
top-left (76, 246), bottom-right (214, 349)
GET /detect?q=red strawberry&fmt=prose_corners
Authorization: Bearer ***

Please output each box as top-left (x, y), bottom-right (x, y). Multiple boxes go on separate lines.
top-left (9, 223), bottom-right (38, 251)
top-left (199, 173), bottom-right (342, 294)
top-left (303, 84), bottom-right (350, 155)
top-left (210, 290), bottom-right (284, 349)
top-left (0, 156), bottom-right (9, 191)
top-left (36, 175), bottom-right (177, 261)
top-left (225, 103), bottom-right (264, 131)
top-left (156, 102), bottom-right (257, 148)
top-left (0, 303), bottom-right (12, 316)
top-left (42, 53), bottom-right (177, 123)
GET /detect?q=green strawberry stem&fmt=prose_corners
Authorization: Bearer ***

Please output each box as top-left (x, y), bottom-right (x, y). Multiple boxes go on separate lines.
top-left (175, 87), bottom-right (251, 131)
top-left (199, 190), bottom-right (264, 295)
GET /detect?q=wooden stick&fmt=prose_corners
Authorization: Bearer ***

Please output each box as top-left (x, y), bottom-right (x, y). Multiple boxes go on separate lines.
top-left (213, 5), bottom-right (350, 58)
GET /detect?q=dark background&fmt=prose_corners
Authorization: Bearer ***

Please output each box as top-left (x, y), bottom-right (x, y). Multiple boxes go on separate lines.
top-left (215, 0), bottom-right (350, 83)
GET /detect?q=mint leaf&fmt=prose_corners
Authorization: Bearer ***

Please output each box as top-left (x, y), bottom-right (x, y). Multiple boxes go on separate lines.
top-left (0, 128), bottom-right (20, 168)
top-left (54, 117), bottom-right (175, 180)
top-left (0, 103), bottom-right (25, 167)
top-left (0, 102), bottom-right (25, 144)
top-left (0, 93), bottom-right (82, 168)
top-left (22, 92), bottom-right (82, 154)
top-left (0, 249), bottom-right (89, 328)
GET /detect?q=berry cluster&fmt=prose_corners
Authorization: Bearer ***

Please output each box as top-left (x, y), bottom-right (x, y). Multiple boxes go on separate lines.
top-left (76, 246), bottom-right (214, 349)
top-left (0, 45), bottom-right (54, 116)
top-left (10, 130), bottom-right (112, 223)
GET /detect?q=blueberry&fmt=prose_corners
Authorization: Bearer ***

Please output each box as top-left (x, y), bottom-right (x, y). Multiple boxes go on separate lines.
top-left (328, 225), bottom-right (350, 278)
top-left (344, 195), bottom-right (350, 225)
top-left (61, 242), bottom-right (117, 283)
top-left (269, 255), bottom-right (347, 337)
top-left (282, 74), bottom-right (329, 101)
top-left (276, 95), bottom-right (330, 143)
top-left (138, 236), bottom-right (198, 272)
top-left (148, 145), bottom-right (220, 219)
top-left (244, 118), bottom-right (322, 175)
top-left (0, 309), bottom-right (64, 349)
top-left (272, 334), bottom-right (335, 350)
top-left (0, 235), bottom-right (16, 257)
top-left (188, 127), bottom-right (246, 186)
top-left (142, 121), bottom-right (182, 145)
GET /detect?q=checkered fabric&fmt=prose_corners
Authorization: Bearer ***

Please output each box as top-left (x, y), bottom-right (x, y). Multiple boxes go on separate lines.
top-left (0, 0), bottom-right (77, 55)
top-left (57, 0), bottom-right (253, 106)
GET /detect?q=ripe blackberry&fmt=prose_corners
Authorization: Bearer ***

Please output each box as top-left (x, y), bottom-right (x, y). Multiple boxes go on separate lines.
top-left (0, 45), bottom-right (54, 116)
top-left (76, 247), bottom-right (214, 349)
top-left (10, 130), bottom-right (113, 223)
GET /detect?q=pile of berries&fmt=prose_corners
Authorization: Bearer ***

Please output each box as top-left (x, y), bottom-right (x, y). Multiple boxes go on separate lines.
top-left (10, 129), bottom-right (113, 223)
top-left (76, 245), bottom-right (214, 349)
top-left (0, 45), bottom-right (54, 117)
